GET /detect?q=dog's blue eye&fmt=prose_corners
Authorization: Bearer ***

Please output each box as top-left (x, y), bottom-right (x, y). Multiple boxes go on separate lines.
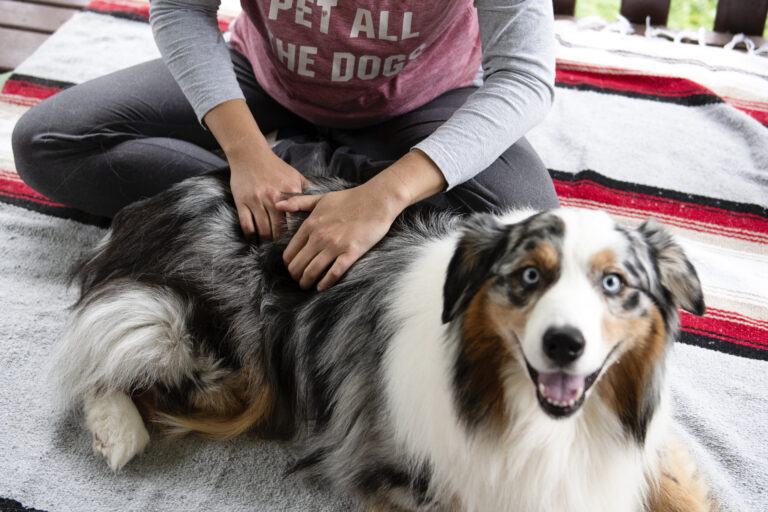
top-left (602, 274), bottom-right (624, 295)
top-left (522, 267), bottom-right (540, 285)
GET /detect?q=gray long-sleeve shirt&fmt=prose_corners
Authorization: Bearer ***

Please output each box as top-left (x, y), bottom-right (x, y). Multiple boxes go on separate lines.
top-left (149, 0), bottom-right (555, 189)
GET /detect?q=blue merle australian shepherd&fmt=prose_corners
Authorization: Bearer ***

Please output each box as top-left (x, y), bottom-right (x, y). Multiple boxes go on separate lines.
top-left (52, 169), bottom-right (717, 511)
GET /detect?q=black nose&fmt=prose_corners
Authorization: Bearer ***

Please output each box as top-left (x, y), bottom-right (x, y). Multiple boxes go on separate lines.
top-left (542, 326), bottom-right (585, 366)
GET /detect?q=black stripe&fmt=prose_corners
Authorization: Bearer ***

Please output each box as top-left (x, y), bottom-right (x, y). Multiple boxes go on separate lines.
top-left (0, 498), bottom-right (46, 512)
top-left (5, 73), bottom-right (75, 90)
top-left (548, 169), bottom-right (768, 219)
top-left (556, 81), bottom-right (723, 108)
top-left (678, 331), bottom-right (768, 361)
top-left (83, 8), bottom-right (149, 23)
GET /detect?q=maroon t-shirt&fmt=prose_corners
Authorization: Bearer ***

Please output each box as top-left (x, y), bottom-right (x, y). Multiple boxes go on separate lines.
top-left (230, 0), bottom-right (482, 127)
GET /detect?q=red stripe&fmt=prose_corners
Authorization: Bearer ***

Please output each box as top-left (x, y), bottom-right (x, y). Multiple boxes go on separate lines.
top-left (553, 179), bottom-right (768, 241)
top-left (681, 310), bottom-right (768, 350)
top-left (0, 174), bottom-right (63, 206)
top-left (559, 198), bottom-right (768, 245)
top-left (706, 308), bottom-right (768, 330)
top-left (556, 68), bottom-right (713, 98)
top-left (86, 0), bottom-right (149, 18)
top-left (555, 64), bottom-right (768, 126)
top-left (733, 105), bottom-right (768, 125)
top-left (1, 79), bottom-right (63, 101)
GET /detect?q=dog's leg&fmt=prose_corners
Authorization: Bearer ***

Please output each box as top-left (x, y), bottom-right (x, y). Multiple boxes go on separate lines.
top-left (646, 436), bottom-right (719, 512)
top-left (84, 391), bottom-right (150, 471)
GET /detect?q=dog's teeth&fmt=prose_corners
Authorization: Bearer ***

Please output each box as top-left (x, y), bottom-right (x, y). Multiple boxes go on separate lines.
top-left (540, 384), bottom-right (586, 409)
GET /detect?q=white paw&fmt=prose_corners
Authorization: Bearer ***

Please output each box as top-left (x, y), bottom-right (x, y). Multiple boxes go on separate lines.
top-left (85, 391), bottom-right (150, 471)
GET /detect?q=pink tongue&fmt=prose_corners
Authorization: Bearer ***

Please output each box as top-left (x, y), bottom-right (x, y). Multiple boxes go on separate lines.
top-left (538, 372), bottom-right (586, 403)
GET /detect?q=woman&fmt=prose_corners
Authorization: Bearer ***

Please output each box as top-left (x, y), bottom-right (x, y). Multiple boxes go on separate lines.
top-left (12, 0), bottom-right (558, 290)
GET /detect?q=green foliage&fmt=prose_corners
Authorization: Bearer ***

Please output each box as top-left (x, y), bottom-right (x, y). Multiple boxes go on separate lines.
top-left (668, 0), bottom-right (715, 31)
top-left (574, 0), bottom-right (767, 38)
top-left (574, 0), bottom-right (621, 21)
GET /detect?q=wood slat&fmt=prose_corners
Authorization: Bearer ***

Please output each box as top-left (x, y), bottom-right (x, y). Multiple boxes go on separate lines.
top-left (620, 0), bottom-right (670, 26)
top-left (714, 0), bottom-right (768, 35)
top-left (0, 26), bottom-right (48, 70)
top-left (553, 0), bottom-right (576, 16)
top-left (0, 0), bottom-right (78, 33)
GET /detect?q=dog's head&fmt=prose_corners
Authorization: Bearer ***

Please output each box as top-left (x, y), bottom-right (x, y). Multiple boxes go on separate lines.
top-left (443, 209), bottom-right (704, 435)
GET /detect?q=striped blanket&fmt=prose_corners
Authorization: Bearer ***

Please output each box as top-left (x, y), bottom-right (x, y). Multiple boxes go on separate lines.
top-left (0, 3), bottom-right (765, 511)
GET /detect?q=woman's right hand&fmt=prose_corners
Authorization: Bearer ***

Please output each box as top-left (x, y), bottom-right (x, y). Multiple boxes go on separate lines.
top-left (228, 146), bottom-right (310, 240)
top-left (203, 98), bottom-right (309, 240)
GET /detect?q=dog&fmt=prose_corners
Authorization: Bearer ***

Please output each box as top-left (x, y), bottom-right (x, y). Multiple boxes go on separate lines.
top-left (52, 169), bottom-right (716, 511)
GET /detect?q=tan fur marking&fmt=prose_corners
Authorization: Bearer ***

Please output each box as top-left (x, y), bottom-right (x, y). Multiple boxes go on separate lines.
top-left (519, 242), bottom-right (559, 274)
top-left (363, 500), bottom-right (410, 512)
top-left (364, 497), bottom-right (464, 512)
top-left (134, 366), bottom-right (274, 441)
top-left (597, 307), bottom-right (664, 421)
top-left (460, 281), bottom-right (518, 431)
top-left (602, 308), bottom-right (654, 351)
top-left (590, 248), bottom-right (619, 276)
top-left (646, 436), bottom-right (719, 512)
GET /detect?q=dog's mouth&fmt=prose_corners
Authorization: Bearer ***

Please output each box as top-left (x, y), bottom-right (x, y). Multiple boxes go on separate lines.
top-left (523, 342), bottom-right (621, 419)
top-left (525, 363), bottom-right (600, 419)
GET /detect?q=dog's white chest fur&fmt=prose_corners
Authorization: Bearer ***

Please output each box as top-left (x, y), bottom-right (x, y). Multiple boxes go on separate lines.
top-left (383, 237), bottom-right (662, 512)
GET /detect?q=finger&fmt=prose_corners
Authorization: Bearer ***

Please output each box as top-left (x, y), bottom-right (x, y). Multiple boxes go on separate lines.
top-left (299, 174), bottom-right (313, 188)
top-left (299, 249), bottom-right (338, 290)
top-left (236, 204), bottom-right (256, 238)
top-left (265, 191), bottom-right (284, 239)
top-left (317, 252), bottom-right (356, 291)
top-left (251, 203), bottom-right (273, 240)
top-left (267, 207), bottom-right (283, 239)
top-left (275, 194), bottom-right (322, 213)
top-left (283, 224), bottom-right (315, 277)
top-left (283, 216), bottom-right (313, 266)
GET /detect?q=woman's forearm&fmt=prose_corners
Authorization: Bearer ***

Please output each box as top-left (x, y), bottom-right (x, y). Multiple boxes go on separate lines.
top-left (361, 149), bottom-right (448, 215)
top-left (203, 99), bottom-right (271, 160)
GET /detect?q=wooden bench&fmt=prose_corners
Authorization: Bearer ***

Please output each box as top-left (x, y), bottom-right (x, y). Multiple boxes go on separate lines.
top-left (0, 0), bottom-right (88, 71)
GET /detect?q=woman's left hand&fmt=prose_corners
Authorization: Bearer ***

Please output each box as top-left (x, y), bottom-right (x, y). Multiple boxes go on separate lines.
top-left (276, 184), bottom-right (402, 291)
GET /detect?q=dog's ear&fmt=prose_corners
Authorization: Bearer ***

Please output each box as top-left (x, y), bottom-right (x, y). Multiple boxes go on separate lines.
top-left (442, 214), bottom-right (511, 324)
top-left (638, 219), bottom-right (705, 316)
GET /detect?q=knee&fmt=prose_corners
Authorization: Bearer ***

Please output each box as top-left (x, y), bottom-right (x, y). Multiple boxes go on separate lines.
top-left (490, 138), bottom-right (559, 211)
top-left (11, 103), bottom-right (53, 188)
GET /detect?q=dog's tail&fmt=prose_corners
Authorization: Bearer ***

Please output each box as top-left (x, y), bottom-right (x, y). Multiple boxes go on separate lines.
top-left (142, 383), bottom-right (275, 441)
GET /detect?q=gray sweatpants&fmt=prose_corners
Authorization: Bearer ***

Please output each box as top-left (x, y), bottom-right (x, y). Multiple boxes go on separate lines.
top-left (11, 50), bottom-right (558, 218)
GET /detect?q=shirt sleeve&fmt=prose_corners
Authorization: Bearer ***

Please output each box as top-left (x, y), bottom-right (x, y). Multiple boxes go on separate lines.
top-left (149, 0), bottom-right (245, 123)
top-left (413, 0), bottom-right (556, 190)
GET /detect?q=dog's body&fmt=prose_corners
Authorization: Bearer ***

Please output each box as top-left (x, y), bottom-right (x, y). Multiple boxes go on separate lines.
top-left (53, 170), bottom-right (715, 511)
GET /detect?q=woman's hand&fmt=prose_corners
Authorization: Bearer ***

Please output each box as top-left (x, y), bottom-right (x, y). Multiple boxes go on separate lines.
top-left (276, 149), bottom-right (448, 291)
top-left (229, 146), bottom-right (309, 239)
top-left (276, 184), bottom-right (401, 291)
top-left (204, 98), bottom-right (310, 240)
